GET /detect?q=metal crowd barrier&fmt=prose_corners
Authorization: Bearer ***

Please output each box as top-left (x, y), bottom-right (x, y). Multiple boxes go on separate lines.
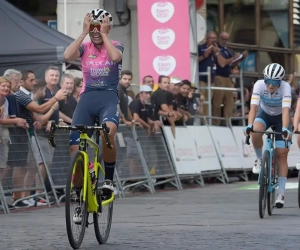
top-left (199, 67), bottom-right (246, 126)
top-left (35, 128), bottom-right (70, 204)
top-left (0, 126), bottom-right (52, 213)
top-left (115, 125), bottom-right (155, 194)
top-left (0, 180), bottom-right (8, 214)
top-left (133, 126), bottom-right (182, 190)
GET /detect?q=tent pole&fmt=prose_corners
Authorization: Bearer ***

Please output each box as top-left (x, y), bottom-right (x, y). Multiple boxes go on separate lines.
top-left (64, 0), bottom-right (67, 35)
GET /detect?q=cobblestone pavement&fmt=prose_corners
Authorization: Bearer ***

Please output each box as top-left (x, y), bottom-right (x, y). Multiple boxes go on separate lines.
top-left (1, 180), bottom-right (300, 250)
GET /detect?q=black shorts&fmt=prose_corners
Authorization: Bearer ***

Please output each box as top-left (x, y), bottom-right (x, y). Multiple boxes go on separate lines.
top-left (7, 127), bottom-right (29, 167)
top-left (70, 90), bottom-right (120, 146)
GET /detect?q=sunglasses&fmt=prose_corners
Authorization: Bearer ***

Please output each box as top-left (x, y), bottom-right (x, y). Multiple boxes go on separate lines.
top-left (89, 23), bottom-right (101, 33)
top-left (264, 78), bottom-right (281, 86)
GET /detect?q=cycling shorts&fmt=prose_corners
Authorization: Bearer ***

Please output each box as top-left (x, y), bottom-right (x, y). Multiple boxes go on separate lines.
top-left (254, 107), bottom-right (291, 149)
top-left (70, 90), bottom-right (120, 146)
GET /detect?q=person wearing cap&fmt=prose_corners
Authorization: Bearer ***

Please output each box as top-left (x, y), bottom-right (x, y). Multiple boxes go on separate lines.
top-left (129, 85), bottom-right (157, 137)
top-left (135, 75), bottom-right (155, 99)
top-left (167, 76), bottom-right (189, 125)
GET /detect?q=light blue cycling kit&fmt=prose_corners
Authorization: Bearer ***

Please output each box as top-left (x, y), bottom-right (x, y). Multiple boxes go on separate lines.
top-left (250, 79), bottom-right (292, 148)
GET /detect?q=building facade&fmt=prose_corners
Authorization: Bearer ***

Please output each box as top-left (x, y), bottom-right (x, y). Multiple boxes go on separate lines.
top-left (7, 0), bottom-right (300, 86)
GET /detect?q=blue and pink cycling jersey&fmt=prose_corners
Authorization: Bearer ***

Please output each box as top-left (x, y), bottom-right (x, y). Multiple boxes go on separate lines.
top-left (79, 40), bottom-right (124, 93)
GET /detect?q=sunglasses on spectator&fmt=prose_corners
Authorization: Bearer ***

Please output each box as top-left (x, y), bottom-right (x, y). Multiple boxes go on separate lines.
top-left (89, 23), bottom-right (101, 33)
top-left (264, 78), bottom-right (281, 86)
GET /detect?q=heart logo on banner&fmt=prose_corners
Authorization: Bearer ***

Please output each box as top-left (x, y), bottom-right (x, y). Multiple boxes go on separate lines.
top-left (152, 28), bottom-right (176, 50)
top-left (153, 55), bottom-right (176, 75)
top-left (151, 2), bottom-right (175, 23)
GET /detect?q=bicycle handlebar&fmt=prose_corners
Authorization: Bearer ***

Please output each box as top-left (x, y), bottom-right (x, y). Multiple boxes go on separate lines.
top-left (48, 122), bottom-right (113, 149)
top-left (245, 127), bottom-right (289, 148)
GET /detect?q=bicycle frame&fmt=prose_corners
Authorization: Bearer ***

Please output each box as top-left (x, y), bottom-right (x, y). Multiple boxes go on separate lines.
top-left (77, 133), bottom-right (114, 213)
top-left (48, 122), bottom-right (114, 214)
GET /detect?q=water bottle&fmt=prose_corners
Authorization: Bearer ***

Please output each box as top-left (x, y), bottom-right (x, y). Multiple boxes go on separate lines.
top-left (89, 162), bottom-right (96, 185)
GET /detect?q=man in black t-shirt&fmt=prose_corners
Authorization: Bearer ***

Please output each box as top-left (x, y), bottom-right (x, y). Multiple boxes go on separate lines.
top-left (176, 80), bottom-right (192, 125)
top-left (129, 85), bottom-right (161, 136)
top-left (151, 75), bottom-right (178, 136)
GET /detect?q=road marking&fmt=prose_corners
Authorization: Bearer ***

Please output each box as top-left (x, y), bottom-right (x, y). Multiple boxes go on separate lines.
top-left (237, 182), bottom-right (299, 190)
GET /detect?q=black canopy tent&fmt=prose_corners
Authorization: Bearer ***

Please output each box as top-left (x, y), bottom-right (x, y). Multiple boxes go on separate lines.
top-left (0, 0), bottom-right (80, 78)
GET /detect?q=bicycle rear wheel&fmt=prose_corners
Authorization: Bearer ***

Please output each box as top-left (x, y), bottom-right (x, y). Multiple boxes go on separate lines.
top-left (65, 151), bottom-right (88, 249)
top-left (259, 150), bottom-right (269, 219)
top-left (93, 171), bottom-right (114, 244)
top-left (267, 153), bottom-right (276, 216)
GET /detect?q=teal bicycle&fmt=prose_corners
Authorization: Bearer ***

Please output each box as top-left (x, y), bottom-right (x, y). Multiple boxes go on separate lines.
top-left (245, 127), bottom-right (288, 219)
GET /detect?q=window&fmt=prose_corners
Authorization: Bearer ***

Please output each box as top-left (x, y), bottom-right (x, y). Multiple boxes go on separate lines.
top-left (224, 0), bottom-right (255, 44)
top-left (206, 0), bottom-right (219, 32)
top-left (258, 51), bottom-right (290, 73)
top-left (260, 0), bottom-right (289, 48)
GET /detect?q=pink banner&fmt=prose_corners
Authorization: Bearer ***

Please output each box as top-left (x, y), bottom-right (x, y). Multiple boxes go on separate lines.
top-left (137, 0), bottom-right (190, 90)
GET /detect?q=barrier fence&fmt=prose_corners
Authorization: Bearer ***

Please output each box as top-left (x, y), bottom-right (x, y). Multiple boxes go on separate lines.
top-left (0, 126), bottom-right (52, 213)
top-left (1, 119), bottom-right (299, 214)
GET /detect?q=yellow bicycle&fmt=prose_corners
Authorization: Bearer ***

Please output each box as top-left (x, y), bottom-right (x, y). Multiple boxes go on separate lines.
top-left (48, 120), bottom-right (114, 249)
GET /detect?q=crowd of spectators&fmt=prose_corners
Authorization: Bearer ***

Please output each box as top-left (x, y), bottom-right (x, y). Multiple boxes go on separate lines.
top-left (198, 31), bottom-right (299, 127)
top-left (0, 66), bottom-right (205, 210)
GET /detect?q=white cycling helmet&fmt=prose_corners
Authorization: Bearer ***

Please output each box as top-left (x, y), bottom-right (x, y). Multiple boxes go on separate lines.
top-left (263, 63), bottom-right (285, 80)
top-left (90, 8), bottom-right (113, 27)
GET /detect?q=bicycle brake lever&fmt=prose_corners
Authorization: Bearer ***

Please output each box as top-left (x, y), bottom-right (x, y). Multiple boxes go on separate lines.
top-left (48, 121), bottom-right (57, 148)
top-left (281, 130), bottom-right (290, 149)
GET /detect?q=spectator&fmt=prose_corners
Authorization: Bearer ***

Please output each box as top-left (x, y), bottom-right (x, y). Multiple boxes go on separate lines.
top-left (230, 64), bottom-right (240, 87)
top-left (142, 75), bottom-right (155, 89)
top-left (72, 77), bottom-right (83, 102)
top-left (38, 66), bottom-right (61, 131)
top-left (135, 75), bottom-right (155, 99)
top-left (186, 82), bottom-right (203, 125)
top-left (0, 76), bottom-right (28, 210)
top-left (290, 93), bottom-right (298, 124)
top-left (3, 69), bottom-right (30, 208)
top-left (15, 70), bottom-right (66, 206)
top-left (167, 77), bottom-right (189, 126)
top-left (129, 85), bottom-right (153, 136)
top-left (150, 75), bottom-right (177, 136)
top-left (33, 79), bottom-right (59, 126)
top-left (118, 70), bottom-right (135, 127)
top-left (198, 31), bottom-right (217, 116)
top-left (32, 79), bottom-right (46, 102)
top-left (211, 31), bottom-right (248, 126)
top-left (59, 73), bottom-right (77, 125)
top-left (176, 79), bottom-right (192, 124)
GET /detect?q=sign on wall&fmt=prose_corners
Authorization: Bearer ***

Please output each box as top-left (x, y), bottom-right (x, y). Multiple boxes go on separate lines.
top-left (137, 0), bottom-right (191, 90)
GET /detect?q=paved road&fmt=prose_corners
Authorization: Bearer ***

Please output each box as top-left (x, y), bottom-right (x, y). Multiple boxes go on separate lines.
top-left (1, 180), bottom-right (300, 250)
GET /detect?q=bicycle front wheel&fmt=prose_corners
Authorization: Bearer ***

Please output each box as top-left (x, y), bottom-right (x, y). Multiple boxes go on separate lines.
top-left (267, 153), bottom-right (276, 216)
top-left (259, 150), bottom-right (269, 219)
top-left (65, 151), bottom-right (88, 249)
top-left (93, 185), bottom-right (114, 244)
